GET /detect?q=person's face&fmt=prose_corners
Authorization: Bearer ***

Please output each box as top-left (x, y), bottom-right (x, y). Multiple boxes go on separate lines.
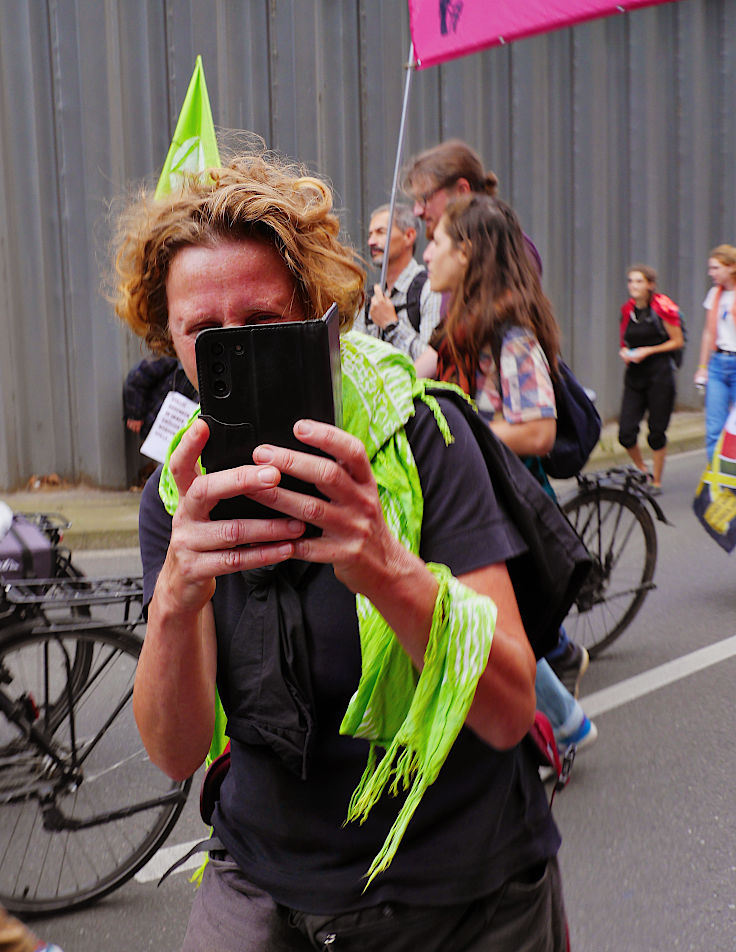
top-left (424, 219), bottom-right (467, 293)
top-left (166, 238), bottom-right (306, 387)
top-left (627, 270), bottom-right (652, 304)
top-left (708, 257), bottom-right (736, 289)
top-left (367, 211), bottom-right (413, 266)
top-left (410, 179), bottom-right (453, 241)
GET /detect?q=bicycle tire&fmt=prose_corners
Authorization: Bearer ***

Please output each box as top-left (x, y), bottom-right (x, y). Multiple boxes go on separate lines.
top-left (0, 621), bottom-right (191, 915)
top-left (561, 486), bottom-right (657, 657)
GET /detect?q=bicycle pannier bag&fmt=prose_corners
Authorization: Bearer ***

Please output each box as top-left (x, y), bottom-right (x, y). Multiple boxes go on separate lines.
top-left (0, 513), bottom-right (54, 580)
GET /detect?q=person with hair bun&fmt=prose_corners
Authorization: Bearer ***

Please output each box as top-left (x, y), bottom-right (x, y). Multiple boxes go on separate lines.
top-left (403, 138), bottom-right (542, 275)
top-left (694, 245), bottom-right (736, 461)
top-left (617, 264), bottom-right (684, 492)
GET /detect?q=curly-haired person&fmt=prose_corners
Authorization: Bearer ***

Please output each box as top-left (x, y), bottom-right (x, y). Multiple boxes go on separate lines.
top-left (112, 150), bottom-right (568, 952)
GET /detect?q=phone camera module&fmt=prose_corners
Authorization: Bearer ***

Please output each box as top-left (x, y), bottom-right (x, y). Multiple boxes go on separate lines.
top-left (233, 343), bottom-right (245, 356)
top-left (212, 361), bottom-right (225, 375)
top-left (212, 342), bottom-right (225, 357)
top-left (213, 379), bottom-right (228, 397)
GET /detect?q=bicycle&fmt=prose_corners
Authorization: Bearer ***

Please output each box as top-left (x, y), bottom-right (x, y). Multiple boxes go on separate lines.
top-left (560, 466), bottom-right (670, 658)
top-left (0, 511), bottom-right (191, 915)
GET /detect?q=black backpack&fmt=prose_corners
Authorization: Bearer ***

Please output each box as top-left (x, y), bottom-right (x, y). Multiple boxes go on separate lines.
top-left (426, 386), bottom-right (593, 659)
top-left (365, 270), bottom-right (429, 333)
top-left (544, 360), bottom-right (602, 479)
top-left (490, 325), bottom-right (601, 480)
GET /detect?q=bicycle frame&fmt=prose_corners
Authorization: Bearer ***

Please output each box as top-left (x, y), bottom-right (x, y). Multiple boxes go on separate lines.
top-left (0, 511), bottom-right (191, 914)
top-left (569, 465), bottom-right (672, 527)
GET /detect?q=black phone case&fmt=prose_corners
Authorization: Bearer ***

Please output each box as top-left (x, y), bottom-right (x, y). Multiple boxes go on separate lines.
top-left (195, 304), bottom-right (342, 531)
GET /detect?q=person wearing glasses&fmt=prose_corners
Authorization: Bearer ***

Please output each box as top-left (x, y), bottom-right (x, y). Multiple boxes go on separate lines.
top-left (404, 140), bottom-right (590, 704)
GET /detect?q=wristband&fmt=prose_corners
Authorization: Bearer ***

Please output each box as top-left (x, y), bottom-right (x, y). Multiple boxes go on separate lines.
top-left (382, 321), bottom-right (399, 334)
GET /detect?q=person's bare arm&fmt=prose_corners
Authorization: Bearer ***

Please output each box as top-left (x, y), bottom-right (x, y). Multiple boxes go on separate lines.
top-left (490, 416), bottom-right (556, 458)
top-left (414, 346), bottom-right (438, 378)
top-left (627, 319), bottom-right (684, 364)
top-left (133, 419), bottom-right (307, 780)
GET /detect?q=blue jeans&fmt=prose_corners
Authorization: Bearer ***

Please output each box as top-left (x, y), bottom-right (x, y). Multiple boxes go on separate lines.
top-left (535, 659), bottom-right (583, 740)
top-left (705, 350), bottom-right (736, 461)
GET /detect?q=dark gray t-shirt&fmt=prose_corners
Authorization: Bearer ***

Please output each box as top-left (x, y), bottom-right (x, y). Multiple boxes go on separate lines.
top-left (139, 397), bottom-right (559, 915)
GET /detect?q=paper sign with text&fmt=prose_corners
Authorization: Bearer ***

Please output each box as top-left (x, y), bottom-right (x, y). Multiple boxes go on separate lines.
top-left (140, 392), bottom-right (199, 463)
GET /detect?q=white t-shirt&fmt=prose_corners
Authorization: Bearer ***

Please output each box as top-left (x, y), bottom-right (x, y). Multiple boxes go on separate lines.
top-left (703, 286), bottom-right (736, 351)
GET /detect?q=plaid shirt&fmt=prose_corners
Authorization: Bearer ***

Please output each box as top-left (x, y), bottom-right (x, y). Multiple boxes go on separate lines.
top-left (474, 326), bottom-right (556, 424)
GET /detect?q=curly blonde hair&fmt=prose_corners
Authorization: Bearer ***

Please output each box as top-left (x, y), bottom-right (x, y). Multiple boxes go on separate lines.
top-left (112, 152), bottom-right (365, 355)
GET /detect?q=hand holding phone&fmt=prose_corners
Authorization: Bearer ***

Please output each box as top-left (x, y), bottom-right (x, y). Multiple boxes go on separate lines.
top-left (195, 304), bottom-right (342, 533)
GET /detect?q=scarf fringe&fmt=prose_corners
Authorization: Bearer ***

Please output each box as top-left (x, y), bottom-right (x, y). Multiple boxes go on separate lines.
top-left (344, 566), bottom-right (496, 883)
top-left (362, 778), bottom-right (429, 888)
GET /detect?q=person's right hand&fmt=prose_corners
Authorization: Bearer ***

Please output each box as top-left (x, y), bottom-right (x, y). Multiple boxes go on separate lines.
top-left (126, 418), bottom-right (143, 433)
top-left (159, 418), bottom-right (306, 615)
top-left (694, 367), bottom-right (708, 388)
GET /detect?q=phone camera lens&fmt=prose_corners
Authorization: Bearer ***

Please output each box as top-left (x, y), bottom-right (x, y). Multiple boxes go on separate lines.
top-left (212, 361), bottom-right (225, 375)
top-left (213, 380), bottom-right (227, 396)
top-left (212, 342), bottom-right (225, 357)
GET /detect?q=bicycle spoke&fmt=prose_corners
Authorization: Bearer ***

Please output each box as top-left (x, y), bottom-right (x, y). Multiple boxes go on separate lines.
top-left (0, 624), bottom-right (191, 914)
top-left (563, 486), bottom-right (657, 657)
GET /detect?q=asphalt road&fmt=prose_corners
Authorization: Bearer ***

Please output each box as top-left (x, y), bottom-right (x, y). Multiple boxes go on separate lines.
top-left (20, 448), bottom-right (736, 951)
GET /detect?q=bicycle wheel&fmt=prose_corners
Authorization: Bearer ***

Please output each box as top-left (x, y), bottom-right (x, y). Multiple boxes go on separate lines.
top-left (0, 622), bottom-right (191, 914)
top-left (561, 487), bottom-right (657, 657)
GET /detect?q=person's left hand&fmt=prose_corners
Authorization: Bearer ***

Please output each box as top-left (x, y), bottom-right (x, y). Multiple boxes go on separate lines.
top-left (369, 285), bottom-right (399, 329)
top-left (628, 346), bottom-right (649, 364)
top-left (251, 419), bottom-right (409, 599)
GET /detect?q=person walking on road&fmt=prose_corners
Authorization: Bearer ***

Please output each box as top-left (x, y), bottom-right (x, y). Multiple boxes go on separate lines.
top-left (354, 203), bottom-right (442, 361)
top-left (112, 148), bottom-right (569, 951)
top-left (694, 245), bottom-right (736, 462)
top-left (423, 191), bottom-right (598, 757)
top-left (617, 264), bottom-right (684, 493)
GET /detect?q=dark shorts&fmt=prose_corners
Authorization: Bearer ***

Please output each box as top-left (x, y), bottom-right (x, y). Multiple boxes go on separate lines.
top-left (180, 850), bottom-right (568, 952)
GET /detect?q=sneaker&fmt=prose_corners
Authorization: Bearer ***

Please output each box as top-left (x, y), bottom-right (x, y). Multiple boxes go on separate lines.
top-left (548, 642), bottom-right (589, 698)
top-left (557, 715), bottom-right (598, 755)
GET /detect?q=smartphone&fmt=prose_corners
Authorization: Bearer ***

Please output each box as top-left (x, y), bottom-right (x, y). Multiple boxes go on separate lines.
top-left (195, 303), bottom-right (342, 531)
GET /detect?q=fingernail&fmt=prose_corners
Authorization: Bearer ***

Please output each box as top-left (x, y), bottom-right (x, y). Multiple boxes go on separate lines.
top-left (276, 543), bottom-right (293, 558)
top-left (287, 520), bottom-right (304, 533)
top-left (258, 466), bottom-right (279, 484)
top-left (295, 420), bottom-right (312, 436)
top-left (255, 446), bottom-right (274, 462)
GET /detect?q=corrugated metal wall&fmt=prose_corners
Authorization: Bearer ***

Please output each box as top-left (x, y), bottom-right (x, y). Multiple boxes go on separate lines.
top-left (0, 0), bottom-right (732, 489)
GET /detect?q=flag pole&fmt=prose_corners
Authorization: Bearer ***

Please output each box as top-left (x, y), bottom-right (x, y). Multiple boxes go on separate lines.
top-left (380, 42), bottom-right (416, 292)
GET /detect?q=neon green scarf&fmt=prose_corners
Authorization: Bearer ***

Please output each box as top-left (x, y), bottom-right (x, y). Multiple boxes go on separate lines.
top-left (159, 332), bottom-right (497, 886)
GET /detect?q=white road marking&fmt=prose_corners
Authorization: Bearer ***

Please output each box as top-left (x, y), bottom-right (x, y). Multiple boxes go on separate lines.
top-left (581, 635), bottom-right (736, 718)
top-left (136, 635), bottom-right (736, 883)
top-left (135, 840), bottom-right (204, 884)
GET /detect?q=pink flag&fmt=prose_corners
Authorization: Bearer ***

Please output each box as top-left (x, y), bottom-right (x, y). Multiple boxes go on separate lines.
top-left (408, 0), bottom-right (681, 69)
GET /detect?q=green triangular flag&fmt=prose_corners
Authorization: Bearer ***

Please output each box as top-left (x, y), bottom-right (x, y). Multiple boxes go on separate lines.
top-left (155, 55), bottom-right (220, 199)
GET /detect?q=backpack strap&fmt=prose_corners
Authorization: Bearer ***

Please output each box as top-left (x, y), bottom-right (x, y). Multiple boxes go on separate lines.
top-left (423, 384), bottom-right (593, 658)
top-left (405, 270), bottom-right (429, 332)
top-left (365, 270), bottom-right (428, 333)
